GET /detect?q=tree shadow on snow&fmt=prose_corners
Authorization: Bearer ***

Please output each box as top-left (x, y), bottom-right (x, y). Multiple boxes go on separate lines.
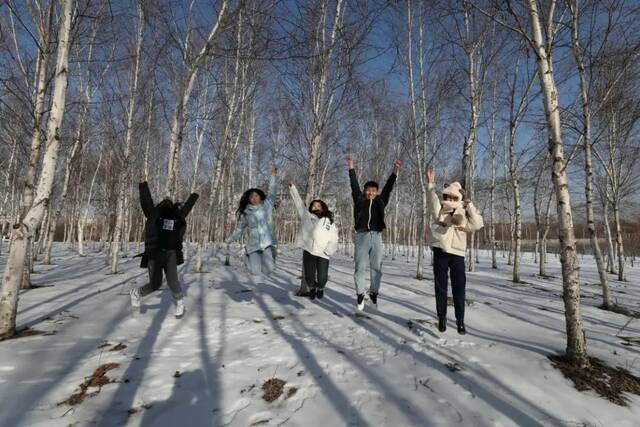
top-left (251, 290), bottom-right (370, 426)
top-left (307, 284), bottom-right (557, 426)
top-left (137, 273), bottom-right (225, 426)
top-left (95, 289), bottom-right (174, 427)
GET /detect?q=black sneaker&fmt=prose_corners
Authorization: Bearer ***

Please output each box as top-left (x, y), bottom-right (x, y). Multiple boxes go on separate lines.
top-left (356, 294), bottom-right (365, 311)
top-left (438, 317), bottom-right (447, 333)
top-left (294, 289), bottom-right (311, 297)
top-left (457, 320), bottom-right (466, 335)
top-left (309, 288), bottom-right (317, 300)
top-left (369, 292), bottom-right (378, 306)
top-left (316, 289), bottom-right (324, 299)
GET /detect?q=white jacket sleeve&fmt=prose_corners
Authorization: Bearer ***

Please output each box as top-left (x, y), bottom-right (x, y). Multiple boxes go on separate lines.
top-left (289, 184), bottom-right (307, 219)
top-left (463, 202), bottom-right (484, 232)
top-left (427, 183), bottom-right (441, 223)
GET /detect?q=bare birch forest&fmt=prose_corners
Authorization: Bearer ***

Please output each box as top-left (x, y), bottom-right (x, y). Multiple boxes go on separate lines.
top-left (1, 0), bottom-right (639, 371)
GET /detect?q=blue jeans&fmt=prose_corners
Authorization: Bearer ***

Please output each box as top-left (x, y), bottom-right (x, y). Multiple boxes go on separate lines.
top-left (354, 231), bottom-right (383, 295)
top-left (246, 246), bottom-right (276, 276)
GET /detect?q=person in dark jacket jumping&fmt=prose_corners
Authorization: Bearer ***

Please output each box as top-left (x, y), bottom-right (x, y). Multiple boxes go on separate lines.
top-left (130, 177), bottom-right (199, 318)
top-left (348, 155), bottom-right (401, 311)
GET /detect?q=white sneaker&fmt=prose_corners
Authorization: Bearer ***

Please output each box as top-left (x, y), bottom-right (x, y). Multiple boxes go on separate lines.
top-left (175, 299), bottom-right (185, 318)
top-left (130, 288), bottom-right (141, 308)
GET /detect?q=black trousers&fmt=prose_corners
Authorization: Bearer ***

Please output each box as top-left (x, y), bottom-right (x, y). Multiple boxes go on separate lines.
top-left (302, 250), bottom-right (330, 289)
top-left (432, 247), bottom-right (466, 321)
top-left (138, 250), bottom-right (183, 300)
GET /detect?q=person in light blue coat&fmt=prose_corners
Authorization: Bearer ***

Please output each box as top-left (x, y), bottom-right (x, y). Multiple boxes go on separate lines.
top-left (225, 166), bottom-right (280, 276)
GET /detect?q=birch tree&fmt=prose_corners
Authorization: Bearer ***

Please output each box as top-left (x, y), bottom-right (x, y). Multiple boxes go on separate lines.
top-left (165, 0), bottom-right (245, 199)
top-left (566, 0), bottom-right (611, 307)
top-left (506, 57), bottom-right (536, 283)
top-left (0, 0), bottom-right (75, 339)
top-left (474, 0), bottom-right (590, 367)
top-left (7, 0), bottom-right (55, 289)
top-left (110, 0), bottom-right (145, 274)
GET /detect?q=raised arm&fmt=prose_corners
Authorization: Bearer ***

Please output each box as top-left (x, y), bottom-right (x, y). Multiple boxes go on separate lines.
top-left (225, 214), bottom-right (248, 243)
top-left (380, 160), bottom-right (401, 206)
top-left (425, 167), bottom-right (441, 222)
top-left (266, 166), bottom-right (280, 206)
top-left (288, 184), bottom-right (309, 221)
top-left (181, 193), bottom-right (199, 217)
top-left (348, 155), bottom-right (362, 201)
top-left (139, 178), bottom-right (154, 218)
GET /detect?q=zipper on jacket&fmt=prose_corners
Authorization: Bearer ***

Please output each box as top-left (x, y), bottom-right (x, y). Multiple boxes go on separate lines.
top-left (367, 199), bottom-right (372, 230)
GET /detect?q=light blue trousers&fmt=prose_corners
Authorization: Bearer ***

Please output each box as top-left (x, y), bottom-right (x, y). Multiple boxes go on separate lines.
top-left (354, 231), bottom-right (384, 295)
top-left (246, 246), bottom-right (276, 277)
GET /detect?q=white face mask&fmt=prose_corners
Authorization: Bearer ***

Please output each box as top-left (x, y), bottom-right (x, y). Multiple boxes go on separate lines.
top-left (441, 199), bottom-right (462, 212)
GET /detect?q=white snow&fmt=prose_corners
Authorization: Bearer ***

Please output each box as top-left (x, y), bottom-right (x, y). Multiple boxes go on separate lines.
top-left (0, 244), bottom-right (638, 427)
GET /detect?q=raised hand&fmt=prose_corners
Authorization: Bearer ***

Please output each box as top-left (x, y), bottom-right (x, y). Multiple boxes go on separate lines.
top-left (460, 189), bottom-right (471, 206)
top-left (426, 167), bottom-right (434, 184)
top-left (347, 154), bottom-right (354, 169)
top-left (393, 159), bottom-right (402, 171)
top-left (139, 175), bottom-right (146, 184)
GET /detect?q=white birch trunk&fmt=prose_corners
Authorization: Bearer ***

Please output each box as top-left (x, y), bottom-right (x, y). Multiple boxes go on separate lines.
top-left (567, 0), bottom-right (611, 307)
top-left (78, 142), bottom-right (105, 257)
top-left (525, 0), bottom-right (589, 367)
top-left (111, 1), bottom-right (144, 274)
top-left (0, 0), bottom-right (74, 338)
top-left (305, 0), bottom-right (345, 203)
top-left (612, 200), bottom-right (625, 282)
top-left (166, 0), bottom-right (237, 198)
top-left (602, 200), bottom-right (616, 274)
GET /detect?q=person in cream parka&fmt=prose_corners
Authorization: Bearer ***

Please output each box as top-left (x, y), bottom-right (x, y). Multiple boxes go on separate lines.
top-left (426, 167), bottom-right (484, 335)
top-left (289, 183), bottom-right (339, 300)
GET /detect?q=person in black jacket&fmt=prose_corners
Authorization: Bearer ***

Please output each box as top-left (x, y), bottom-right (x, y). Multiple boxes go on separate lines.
top-left (348, 155), bottom-right (401, 311)
top-left (130, 177), bottom-right (199, 318)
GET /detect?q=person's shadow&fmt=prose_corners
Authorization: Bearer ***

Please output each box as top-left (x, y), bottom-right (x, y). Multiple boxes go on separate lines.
top-left (140, 369), bottom-right (216, 427)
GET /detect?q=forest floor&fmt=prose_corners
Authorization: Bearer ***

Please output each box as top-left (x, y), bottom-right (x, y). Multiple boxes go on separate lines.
top-left (0, 244), bottom-right (639, 427)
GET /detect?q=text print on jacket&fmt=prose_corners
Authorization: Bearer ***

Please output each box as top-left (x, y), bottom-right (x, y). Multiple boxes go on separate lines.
top-left (138, 182), bottom-right (199, 267)
top-left (225, 175), bottom-right (280, 254)
top-left (289, 184), bottom-right (339, 259)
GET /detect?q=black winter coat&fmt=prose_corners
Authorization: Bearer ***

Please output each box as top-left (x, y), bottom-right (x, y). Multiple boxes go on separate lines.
top-left (349, 169), bottom-right (396, 233)
top-left (139, 182), bottom-right (199, 268)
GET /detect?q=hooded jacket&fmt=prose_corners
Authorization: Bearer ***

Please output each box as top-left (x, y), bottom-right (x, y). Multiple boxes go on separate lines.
top-left (349, 169), bottom-right (396, 233)
top-left (139, 182), bottom-right (199, 267)
top-left (426, 182), bottom-right (483, 257)
top-left (225, 175), bottom-right (279, 254)
top-left (289, 184), bottom-right (339, 259)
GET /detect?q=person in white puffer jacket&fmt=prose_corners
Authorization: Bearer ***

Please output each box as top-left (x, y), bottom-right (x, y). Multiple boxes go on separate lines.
top-left (426, 167), bottom-right (484, 335)
top-left (289, 183), bottom-right (339, 300)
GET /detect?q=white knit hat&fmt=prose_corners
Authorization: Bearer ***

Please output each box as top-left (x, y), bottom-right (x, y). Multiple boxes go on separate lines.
top-left (442, 182), bottom-right (463, 200)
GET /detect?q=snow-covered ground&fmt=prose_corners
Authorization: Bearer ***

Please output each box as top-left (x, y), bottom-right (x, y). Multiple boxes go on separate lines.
top-left (0, 244), bottom-right (638, 427)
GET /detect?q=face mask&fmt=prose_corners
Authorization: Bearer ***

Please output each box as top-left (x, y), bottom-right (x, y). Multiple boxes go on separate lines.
top-left (441, 199), bottom-right (462, 212)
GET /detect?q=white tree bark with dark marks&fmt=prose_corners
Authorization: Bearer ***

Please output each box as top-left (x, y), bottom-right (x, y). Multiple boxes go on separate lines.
top-left (0, 0), bottom-right (75, 338)
top-left (524, 0), bottom-right (589, 367)
top-left (111, 0), bottom-right (144, 274)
